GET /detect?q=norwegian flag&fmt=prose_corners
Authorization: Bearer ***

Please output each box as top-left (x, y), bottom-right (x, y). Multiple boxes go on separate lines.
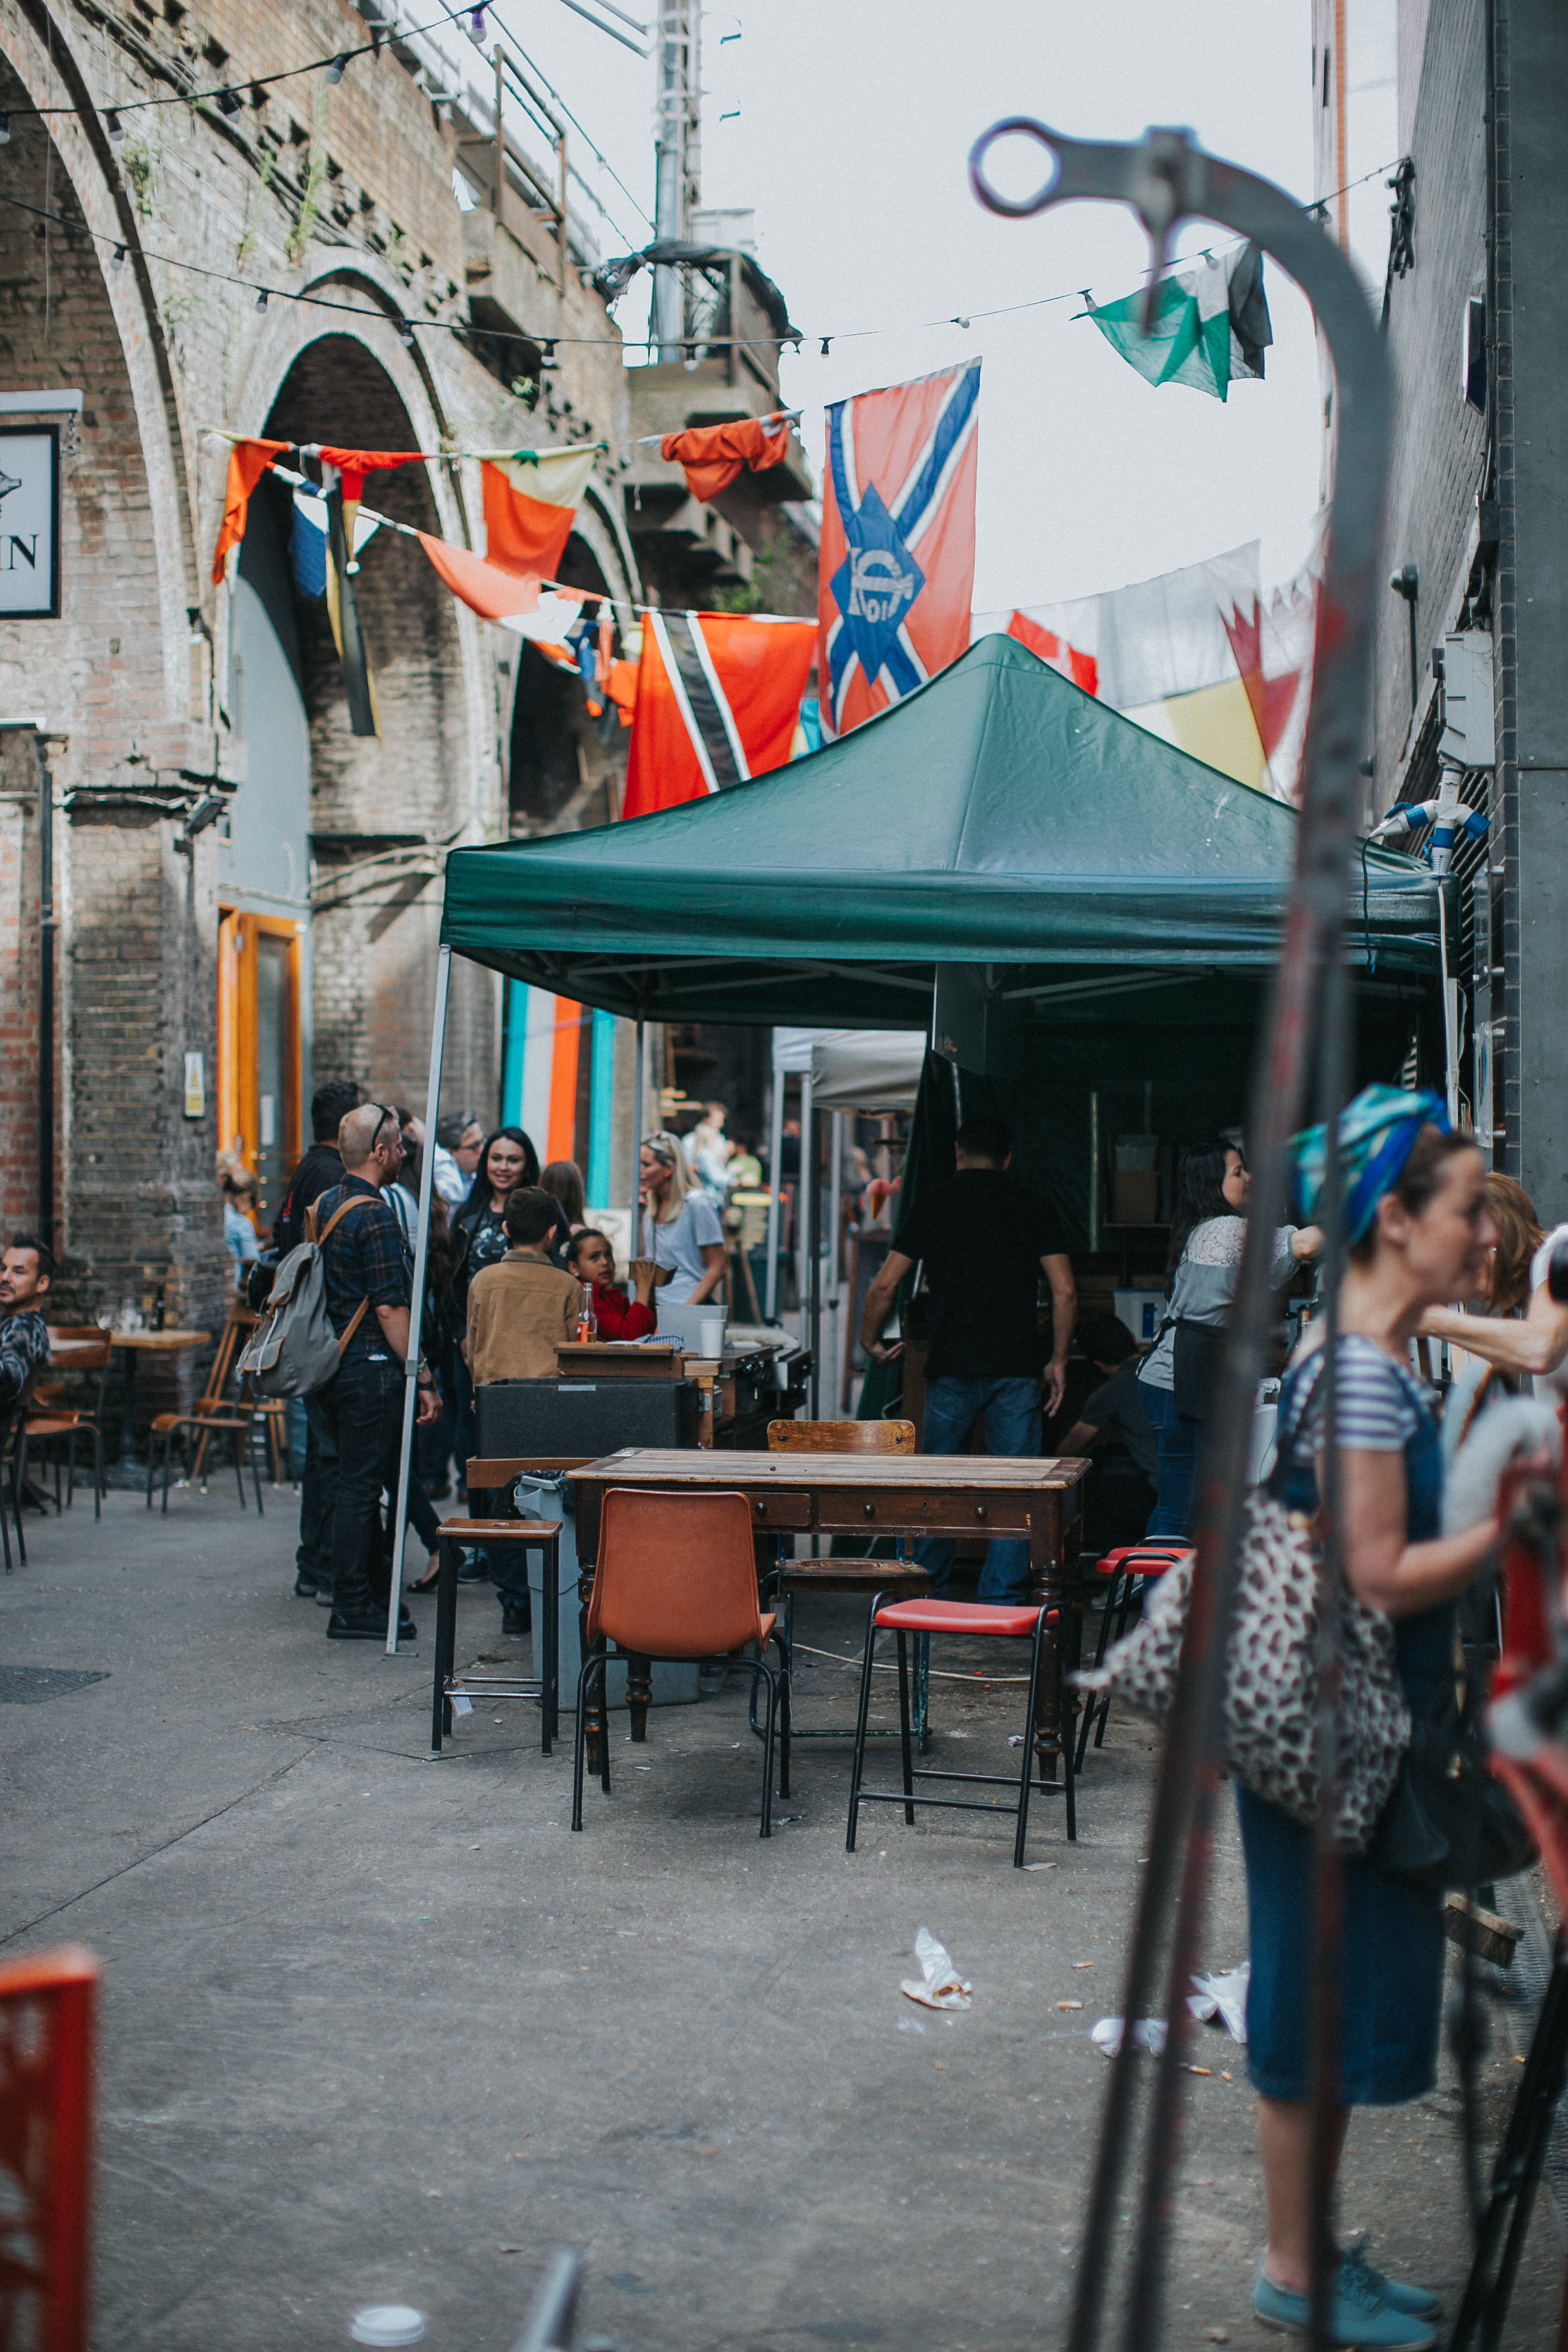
top-left (817, 361), bottom-right (980, 737)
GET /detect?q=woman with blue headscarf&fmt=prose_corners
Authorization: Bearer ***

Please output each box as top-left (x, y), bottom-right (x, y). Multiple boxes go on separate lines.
top-left (1246, 1086), bottom-right (1499, 2347)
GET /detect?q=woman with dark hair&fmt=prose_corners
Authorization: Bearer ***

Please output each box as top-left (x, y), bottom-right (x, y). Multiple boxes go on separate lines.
top-left (540, 1159), bottom-right (587, 1233)
top-left (1135, 1141), bottom-right (1320, 1537)
top-left (451, 1128), bottom-right (549, 1296)
top-left (1243, 1091), bottom-right (1501, 2344)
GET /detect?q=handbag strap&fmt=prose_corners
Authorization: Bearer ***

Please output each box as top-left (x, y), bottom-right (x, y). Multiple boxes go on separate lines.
top-left (1264, 1347), bottom-right (1330, 1500)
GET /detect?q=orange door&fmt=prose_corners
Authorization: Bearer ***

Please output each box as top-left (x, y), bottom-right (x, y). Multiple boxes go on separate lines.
top-left (217, 909), bottom-right (302, 1224)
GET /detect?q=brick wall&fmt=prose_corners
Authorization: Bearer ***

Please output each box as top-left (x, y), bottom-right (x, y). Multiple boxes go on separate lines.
top-left (1371, 0), bottom-right (1489, 807)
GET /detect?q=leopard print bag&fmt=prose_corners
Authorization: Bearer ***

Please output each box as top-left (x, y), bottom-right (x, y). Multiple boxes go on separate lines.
top-left (1076, 1376), bottom-right (1411, 1854)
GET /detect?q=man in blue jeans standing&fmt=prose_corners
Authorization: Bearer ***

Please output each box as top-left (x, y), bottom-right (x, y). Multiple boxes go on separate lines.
top-left (313, 1103), bottom-right (442, 1641)
top-left (858, 1114), bottom-right (1076, 1603)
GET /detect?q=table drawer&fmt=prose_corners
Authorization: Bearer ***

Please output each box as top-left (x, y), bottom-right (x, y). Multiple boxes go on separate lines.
top-left (817, 1491), bottom-right (1035, 1535)
top-left (745, 1491), bottom-right (813, 1529)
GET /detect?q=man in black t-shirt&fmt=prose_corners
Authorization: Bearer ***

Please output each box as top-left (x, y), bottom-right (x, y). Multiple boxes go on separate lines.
top-left (859, 1113), bottom-right (1076, 1603)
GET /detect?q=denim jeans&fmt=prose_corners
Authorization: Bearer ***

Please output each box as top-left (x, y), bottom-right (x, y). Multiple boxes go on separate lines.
top-left (315, 1358), bottom-right (405, 1615)
top-left (1137, 1377), bottom-right (1200, 1539)
top-left (914, 1373), bottom-right (1042, 1603)
top-left (296, 1395), bottom-right (338, 1585)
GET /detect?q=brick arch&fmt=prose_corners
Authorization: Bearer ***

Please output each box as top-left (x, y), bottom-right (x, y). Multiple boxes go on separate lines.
top-left (0, 25), bottom-right (195, 715)
top-left (258, 333), bottom-right (496, 1117)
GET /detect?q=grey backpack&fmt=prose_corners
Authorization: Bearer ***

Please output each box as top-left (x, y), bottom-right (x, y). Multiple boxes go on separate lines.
top-left (237, 1195), bottom-right (373, 1399)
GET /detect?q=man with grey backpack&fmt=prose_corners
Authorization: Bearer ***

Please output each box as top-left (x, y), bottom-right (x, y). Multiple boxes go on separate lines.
top-left (308, 1104), bottom-right (440, 1641)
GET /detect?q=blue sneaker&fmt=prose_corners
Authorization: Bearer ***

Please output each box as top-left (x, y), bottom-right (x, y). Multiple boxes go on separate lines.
top-left (1252, 2255), bottom-right (1436, 2347)
top-left (1341, 2238), bottom-right (1440, 2321)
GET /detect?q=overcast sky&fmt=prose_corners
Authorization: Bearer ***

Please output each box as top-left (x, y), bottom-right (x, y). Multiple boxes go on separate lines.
top-left (501, 1), bottom-right (1366, 610)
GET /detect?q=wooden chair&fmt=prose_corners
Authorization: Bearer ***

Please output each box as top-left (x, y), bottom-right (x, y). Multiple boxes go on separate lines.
top-left (572, 1488), bottom-right (789, 1838)
top-left (145, 1298), bottom-right (269, 1512)
top-left (0, 1371), bottom-right (43, 1571)
top-left (762, 1417), bottom-right (934, 1744)
top-left (23, 1328), bottom-right (113, 1518)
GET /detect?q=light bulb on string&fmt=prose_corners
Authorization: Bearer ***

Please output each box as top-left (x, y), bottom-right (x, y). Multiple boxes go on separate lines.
top-left (0, 114), bottom-right (11, 146)
top-left (105, 108), bottom-right (125, 139)
top-left (216, 88), bottom-right (243, 116)
top-left (327, 54), bottom-right (350, 84)
top-left (469, 7), bottom-right (487, 38)
top-left (255, 287), bottom-right (269, 311)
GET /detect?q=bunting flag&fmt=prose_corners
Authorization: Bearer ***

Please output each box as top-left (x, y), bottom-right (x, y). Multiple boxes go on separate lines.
top-left (324, 486), bottom-right (378, 738)
top-left (975, 540), bottom-right (1318, 800)
top-left (1005, 612), bottom-right (1098, 695)
top-left (212, 436), bottom-right (289, 582)
top-left (482, 448), bottom-right (600, 577)
top-left (301, 444), bottom-right (431, 503)
top-left (817, 361), bottom-right (980, 738)
top-left (1087, 244), bottom-right (1271, 402)
top-left (416, 533), bottom-right (545, 622)
top-left (661, 416), bottom-right (792, 502)
top-left (622, 612), bottom-right (815, 819)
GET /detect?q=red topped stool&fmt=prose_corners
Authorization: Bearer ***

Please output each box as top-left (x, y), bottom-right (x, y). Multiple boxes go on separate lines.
top-left (1074, 1539), bottom-right (1192, 1768)
top-left (845, 1593), bottom-right (1070, 1868)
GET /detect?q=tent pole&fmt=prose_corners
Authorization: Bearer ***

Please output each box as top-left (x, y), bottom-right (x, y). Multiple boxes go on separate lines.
top-left (632, 1019), bottom-right (646, 1255)
top-left (804, 1083), bottom-right (820, 1417)
top-left (827, 1109), bottom-right (843, 1407)
top-left (387, 941), bottom-right (451, 1655)
top-left (764, 1036), bottom-right (785, 1323)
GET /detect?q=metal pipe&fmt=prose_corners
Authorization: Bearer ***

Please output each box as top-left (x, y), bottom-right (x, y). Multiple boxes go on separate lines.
top-left (828, 1107), bottom-right (844, 1405)
top-left (38, 747), bottom-right (55, 1255)
top-left (970, 119), bottom-right (1391, 2352)
top-left (630, 1019), bottom-right (646, 1256)
top-left (385, 943), bottom-right (451, 1655)
top-left (1088, 1089), bottom-right (1100, 1255)
top-left (764, 1040), bottom-right (785, 1323)
top-left (805, 1091), bottom-right (820, 1418)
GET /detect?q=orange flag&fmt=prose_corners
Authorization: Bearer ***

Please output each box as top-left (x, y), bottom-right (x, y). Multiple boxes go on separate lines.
top-left (661, 416), bottom-right (791, 502)
top-left (211, 436), bottom-right (290, 583)
top-left (415, 534), bottom-right (544, 621)
top-left (623, 612), bottom-right (815, 819)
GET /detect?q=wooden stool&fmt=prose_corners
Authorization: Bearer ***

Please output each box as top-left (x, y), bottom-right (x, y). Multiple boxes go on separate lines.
top-left (430, 1519), bottom-right (563, 1758)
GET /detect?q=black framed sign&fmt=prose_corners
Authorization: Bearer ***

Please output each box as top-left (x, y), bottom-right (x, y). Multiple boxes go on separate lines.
top-left (0, 425), bottom-right (61, 618)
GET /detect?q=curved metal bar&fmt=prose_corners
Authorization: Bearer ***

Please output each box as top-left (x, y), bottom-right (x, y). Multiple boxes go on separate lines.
top-left (970, 121), bottom-right (1391, 2352)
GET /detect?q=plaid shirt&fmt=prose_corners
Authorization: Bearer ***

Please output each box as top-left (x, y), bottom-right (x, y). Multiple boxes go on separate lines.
top-left (0, 1308), bottom-right (49, 1411)
top-left (313, 1177), bottom-right (409, 1366)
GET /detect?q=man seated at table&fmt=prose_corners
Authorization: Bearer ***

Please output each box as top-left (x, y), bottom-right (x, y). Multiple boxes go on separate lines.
top-left (859, 1113), bottom-right (1076, 1604)
top-left (1056, 1316), bottom-right (1158, 1554)
top-left (0, 1233), bottom-right (53, 1411)
top-left (463, 1189), bottom-right (586, 1640)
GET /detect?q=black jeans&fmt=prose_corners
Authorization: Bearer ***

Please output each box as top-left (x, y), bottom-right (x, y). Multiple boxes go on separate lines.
top-left (316, 1358), bottom-right (404, 1615)
top-left (296, 1396), bottom-right (338, 1584)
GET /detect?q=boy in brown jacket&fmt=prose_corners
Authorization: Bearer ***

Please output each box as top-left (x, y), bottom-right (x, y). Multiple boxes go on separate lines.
top-left (465, 1188), bottom-right (585, 1384)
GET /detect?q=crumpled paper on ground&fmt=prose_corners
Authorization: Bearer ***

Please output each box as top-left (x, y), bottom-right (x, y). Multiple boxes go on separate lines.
top-left (900, 1926), bottom-right (972, 2011)
top-left (1092, 1964), bottom-right (1250, 2059)
top-left (1091, 2016), bottom-right (1168, 2057)
top-left (1188, 1963), bottom-right (1250, 2041)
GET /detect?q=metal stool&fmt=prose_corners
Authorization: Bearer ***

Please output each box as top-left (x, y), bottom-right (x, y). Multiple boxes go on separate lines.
top-left (430, 1520), bottom-right (563, 1757)
top-left (846, 1593), bottom-right (1070, 1868)
top-left (1074, 1540), bottom-right (1191, 1768)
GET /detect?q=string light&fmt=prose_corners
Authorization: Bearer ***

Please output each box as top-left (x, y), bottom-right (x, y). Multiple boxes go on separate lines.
top-left (468, 7), bottom-right (489, 38)
top-left (327, 54), bottom-right (350, 84)
top-left (111, 242), bottom-right (125, 269)
top-left (105, 108), bottom-right (123, 139)
top-left (255, 287), bottom-right (269, 310)
top-left (400, 318), bottom-right (416, 346)
top-left (0, 114), bottom-right (10, 145)
top-left (216, 88), bottom-right (244, 116)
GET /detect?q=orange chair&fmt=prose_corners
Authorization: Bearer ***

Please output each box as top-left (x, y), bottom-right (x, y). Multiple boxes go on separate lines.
top-left (572, 1488), bottom-right (791, 1838)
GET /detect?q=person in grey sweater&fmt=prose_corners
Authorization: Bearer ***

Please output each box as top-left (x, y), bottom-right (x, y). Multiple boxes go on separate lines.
top-left (1136, 1145), bottom-right (1320, 1537)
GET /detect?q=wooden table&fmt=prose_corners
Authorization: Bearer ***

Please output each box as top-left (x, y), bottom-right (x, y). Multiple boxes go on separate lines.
top-left (569, 1448), bottom-right (1090, 1770)
top-left (108, 1330), bottom-right (211, 1469)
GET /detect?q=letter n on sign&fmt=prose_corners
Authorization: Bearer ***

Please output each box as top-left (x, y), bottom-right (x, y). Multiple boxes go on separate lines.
top-left (0, 1946), bottom-right (99, 2350)
top-left (0, 427), bottom-right (61, 619)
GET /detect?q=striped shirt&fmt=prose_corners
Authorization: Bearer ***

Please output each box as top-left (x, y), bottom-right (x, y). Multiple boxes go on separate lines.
top-left (1288, 1333), bottom-right (1426, 1459)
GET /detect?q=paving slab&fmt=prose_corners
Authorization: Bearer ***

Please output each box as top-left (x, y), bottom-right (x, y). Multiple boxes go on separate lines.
top-left (1, 1486), bottom-right (1559, 2350)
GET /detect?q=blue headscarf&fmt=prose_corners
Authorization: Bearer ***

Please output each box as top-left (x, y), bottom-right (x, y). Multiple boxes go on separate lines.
top-left (1291, 1084), bottom-right (1451, 1245)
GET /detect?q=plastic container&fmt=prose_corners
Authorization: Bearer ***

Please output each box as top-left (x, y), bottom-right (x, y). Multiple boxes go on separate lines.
top-left (350, 2310), bottom-right (426, 2347)
top-left (694, 1307), bottom-right (727, 1357)
top-left (1113, 1287), bottom-right (1168, 1345)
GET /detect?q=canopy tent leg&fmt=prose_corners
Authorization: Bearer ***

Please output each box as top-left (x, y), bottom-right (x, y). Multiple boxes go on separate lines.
top-left (764, 1036), bottom-right (785, 1324)
top-left (827, 1109), bottom-right (844, 1408)
top-left (803, 1082), bottom-right (819, 1417)
top-left (631, 1019), bottom-right (646, 1256)
top-left (386, 943), bottom-right (451, 1656)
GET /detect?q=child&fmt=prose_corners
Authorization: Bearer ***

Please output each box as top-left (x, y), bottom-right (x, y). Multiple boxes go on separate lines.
top-left (565, 1228), bottom-right (660, 1340)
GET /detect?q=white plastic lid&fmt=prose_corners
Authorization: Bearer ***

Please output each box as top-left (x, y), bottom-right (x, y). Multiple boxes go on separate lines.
top-left (350, 2308), bottom-right (427, 2347)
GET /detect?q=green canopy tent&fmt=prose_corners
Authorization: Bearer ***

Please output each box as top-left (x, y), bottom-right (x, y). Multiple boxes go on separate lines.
top-left (380, 634), bottom-right (1448, 1651)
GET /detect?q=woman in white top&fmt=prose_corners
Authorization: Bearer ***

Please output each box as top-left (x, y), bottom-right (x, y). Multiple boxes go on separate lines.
top-left (640, 1131), bottom-right (726, 1307)
top-left (1137, 1142), bottom-right (1320, 1537)
top-left (1420, 1170), bottom-right (1568, 1397)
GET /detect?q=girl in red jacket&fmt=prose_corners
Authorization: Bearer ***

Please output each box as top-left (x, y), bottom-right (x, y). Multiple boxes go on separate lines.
top-left (565, 1228), bottom-right (660, 1340)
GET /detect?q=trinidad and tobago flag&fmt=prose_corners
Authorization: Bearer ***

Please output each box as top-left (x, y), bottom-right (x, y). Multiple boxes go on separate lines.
top-left (817, 360), bottom-right (980, 738)
top-left (621, 611), bottom-right (816, 819)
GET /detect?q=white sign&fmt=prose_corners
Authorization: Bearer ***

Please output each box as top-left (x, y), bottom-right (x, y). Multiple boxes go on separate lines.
top-left (0, 429), bottom-right (59, 617)
top-left (183, 1053), bottom-right (206, 1119)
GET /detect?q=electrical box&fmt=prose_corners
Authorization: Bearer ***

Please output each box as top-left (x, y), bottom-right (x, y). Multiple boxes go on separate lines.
top-left (1441, 632), bottom-right (1495, 768)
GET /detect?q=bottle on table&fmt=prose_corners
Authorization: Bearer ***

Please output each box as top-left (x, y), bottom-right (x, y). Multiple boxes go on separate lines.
top-left (576, 1294), bottom-right (598, 1345)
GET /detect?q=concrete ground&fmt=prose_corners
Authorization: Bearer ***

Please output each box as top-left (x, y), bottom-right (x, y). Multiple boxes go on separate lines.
top-left (1, 1480), bottom-right (1560, 2352)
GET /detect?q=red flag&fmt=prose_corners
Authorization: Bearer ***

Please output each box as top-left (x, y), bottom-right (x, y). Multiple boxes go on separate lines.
top-left (661, 416), bottom-right (792, 502)
top-left (306, 446), bottom-right (428, 504)
top-left (817, 362), bottom-right (979, 737)
top-left (623, 612), bottom-right (815, 819)
top-left (1007, 611), bottom-right (1099, 696)
top-left (482, 448), bottom-right (599, 577)
top-left (211, 436), bottom-right (289, 583)
top-left (416, 533), bottom-right (543, 620)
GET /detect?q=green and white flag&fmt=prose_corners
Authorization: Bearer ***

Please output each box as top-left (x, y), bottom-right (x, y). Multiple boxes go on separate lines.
top-left (1088, 244), bottom-right (1271, 401)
